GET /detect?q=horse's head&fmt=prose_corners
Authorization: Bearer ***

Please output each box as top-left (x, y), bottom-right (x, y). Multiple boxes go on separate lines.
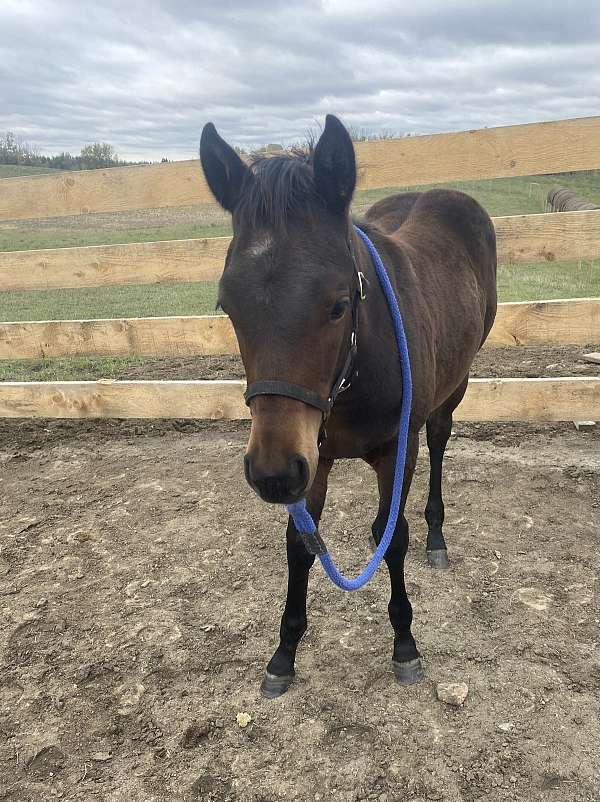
top-left (200, 115), bottom-right (358, 504)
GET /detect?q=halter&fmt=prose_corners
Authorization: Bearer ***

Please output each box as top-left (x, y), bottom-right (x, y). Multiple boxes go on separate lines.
top-left (243, 235), bottom-right (367, 444)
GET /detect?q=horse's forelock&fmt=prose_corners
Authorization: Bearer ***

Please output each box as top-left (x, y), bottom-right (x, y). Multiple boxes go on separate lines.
top-left (236, 152), bottom-right (323, 229)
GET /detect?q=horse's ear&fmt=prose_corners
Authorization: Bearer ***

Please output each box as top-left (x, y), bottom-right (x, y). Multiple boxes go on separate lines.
top-left (313, 114), bottom-right (356, 216)
top-left (200, 123), bottom-right (249, 213)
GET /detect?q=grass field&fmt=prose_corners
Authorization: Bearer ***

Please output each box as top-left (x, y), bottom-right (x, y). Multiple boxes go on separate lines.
top-left (0, 219), bottom-right (232, 252)
top-left (0, 169), bottom-right (598, 380)
top-left (0, 164), bottom-right (64, 178)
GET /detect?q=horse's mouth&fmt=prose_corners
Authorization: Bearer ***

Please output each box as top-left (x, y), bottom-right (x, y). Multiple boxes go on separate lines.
top-left (251, 482), bottom-right (307, 505)
top-left (244, 454), bottom-right (310, 505)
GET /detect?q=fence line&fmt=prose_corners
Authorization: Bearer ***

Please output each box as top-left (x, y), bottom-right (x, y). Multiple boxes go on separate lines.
top-left (0, 377), bottom-right (597, 421)
top-left (0, 113), bottom-right (597, 422)
top-left (1, 210), bottom-right (599, 293)
top-left (0, 299), bottom-right (598, 360)
top-left (1, 116), bottom-right (599, 222)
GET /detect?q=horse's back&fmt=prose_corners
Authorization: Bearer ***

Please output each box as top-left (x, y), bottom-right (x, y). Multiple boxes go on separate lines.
top-left (367, 188), bottom-right (497, 344)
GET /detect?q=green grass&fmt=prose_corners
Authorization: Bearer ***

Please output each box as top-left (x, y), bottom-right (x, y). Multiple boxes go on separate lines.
top-left (0, 170), bottom-right (598, 381)
top-left (498, 260), bottom-right (600, 302)
top-left (0, 165), bottom-right (64, 178)
top-left (355, 172), bottom-right (600, 218)
top-left (0, 281), bottom-right (218, 321)
top-left (0, 356), bottom-right (147, 382)
top-left (0, 222), bottom-right (232, 253)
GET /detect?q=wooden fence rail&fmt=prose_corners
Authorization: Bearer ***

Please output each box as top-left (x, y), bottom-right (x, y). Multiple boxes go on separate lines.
top-left (0, 114), bottom-right (598, 422)
top-left (0, 299), bottom-right (598, 360)
top-left (1, 116), bottom-right (599, 222)
top-left (1, 210), bottom-right (599, 293)
top-left (0, 377), bottom-right (597, 421)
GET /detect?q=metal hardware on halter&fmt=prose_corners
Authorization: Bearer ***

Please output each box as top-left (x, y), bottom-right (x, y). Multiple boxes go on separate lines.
top-left (357, 271), bottom-right (367, 300)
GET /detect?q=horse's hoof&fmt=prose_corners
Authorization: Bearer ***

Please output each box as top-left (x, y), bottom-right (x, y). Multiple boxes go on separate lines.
top-left (260, 672), bottom-right (294, 699)
top-left (427, 549), bottom-right (449, 570)
top-left (392, 657), bottom-right (425, 685)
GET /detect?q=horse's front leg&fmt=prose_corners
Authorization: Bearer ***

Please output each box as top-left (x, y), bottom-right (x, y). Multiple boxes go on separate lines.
top-left (368, 432), bottom-right (424, 685)
top-left (261, 457), bottom-right (333, 699)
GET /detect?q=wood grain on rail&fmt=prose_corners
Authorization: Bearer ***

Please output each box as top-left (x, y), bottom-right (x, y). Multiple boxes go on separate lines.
top-left (0, 378), bottom-right (597, 421)
top-left (1, 300), bottom-right (597, 360)
top-left (1, 116), bottom-right (598, 221)
top-left (494, 210), bottom-right (600, 264)
top-left (0, 237), bottom-right (231, 291)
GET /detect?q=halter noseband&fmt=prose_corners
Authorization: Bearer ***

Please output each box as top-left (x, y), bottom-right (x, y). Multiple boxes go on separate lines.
top-left (243, 235), bottom-right (367, 442)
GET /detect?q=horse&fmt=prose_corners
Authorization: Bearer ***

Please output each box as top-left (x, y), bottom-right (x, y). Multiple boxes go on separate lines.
top-left (200, 114), bottom-right (497, 698)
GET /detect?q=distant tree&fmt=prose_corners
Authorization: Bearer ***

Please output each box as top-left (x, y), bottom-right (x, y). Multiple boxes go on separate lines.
top-left (0, 131), bottom-right (37, 165)
top-left (0, 132), bottom-right (148, 170)
top-left (79, 142), bottom-right (119, 169)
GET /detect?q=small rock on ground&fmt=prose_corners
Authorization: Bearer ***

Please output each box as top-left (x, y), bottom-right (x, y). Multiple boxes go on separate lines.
top-left (436, 681), bottom-right (469, 706)
top-left (573, 420), bottom-right (596, 432)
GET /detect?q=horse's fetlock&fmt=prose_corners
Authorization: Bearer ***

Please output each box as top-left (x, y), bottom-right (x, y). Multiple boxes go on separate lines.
top-left (392, 635), bottom-right (420, 664)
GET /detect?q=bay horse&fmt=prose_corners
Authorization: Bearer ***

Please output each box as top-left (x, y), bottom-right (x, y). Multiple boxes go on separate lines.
top-left (200, 115), bottom-right (497, 697)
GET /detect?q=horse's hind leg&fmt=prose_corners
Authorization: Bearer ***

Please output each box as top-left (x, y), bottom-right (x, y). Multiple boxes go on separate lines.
top-left (261, 457), bottom-right (333, 699)
top-left (425, 376), bottom-right (469, 569)
top-left (368, 432), bottom-right (424, 685)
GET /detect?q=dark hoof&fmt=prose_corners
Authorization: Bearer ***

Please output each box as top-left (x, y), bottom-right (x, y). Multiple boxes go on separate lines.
top-left (427, 549), bottom-right (449, 570)
top-left (392, 657), bottom-right (425, 685)
top-left (260, 672), bottom-right (295, 699)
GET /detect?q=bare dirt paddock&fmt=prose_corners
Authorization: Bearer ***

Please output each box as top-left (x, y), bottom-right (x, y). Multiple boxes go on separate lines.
top-left (1, 351), bottom-right (599, 802)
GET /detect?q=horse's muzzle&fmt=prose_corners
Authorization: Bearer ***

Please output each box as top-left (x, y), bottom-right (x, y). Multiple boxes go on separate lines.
top-left (244, 452), bottom-right (310, 504)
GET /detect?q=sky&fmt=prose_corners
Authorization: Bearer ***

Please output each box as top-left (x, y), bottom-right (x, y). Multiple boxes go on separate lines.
top-left (1, 0), bottom-right (599, 161)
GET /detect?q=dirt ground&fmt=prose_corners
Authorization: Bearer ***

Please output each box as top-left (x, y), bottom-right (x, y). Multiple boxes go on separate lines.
top-left (113, 345), bottom-right (600, 383)
top-left (1, 347), bottom-right (599, 802)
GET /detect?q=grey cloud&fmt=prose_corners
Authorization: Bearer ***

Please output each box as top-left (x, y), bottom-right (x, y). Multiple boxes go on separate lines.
top-left (1, 0), bottom-right (598, 160)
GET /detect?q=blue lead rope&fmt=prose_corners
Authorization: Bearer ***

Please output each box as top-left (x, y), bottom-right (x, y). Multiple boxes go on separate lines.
top-left (285, 224), bottom-right (413, 591)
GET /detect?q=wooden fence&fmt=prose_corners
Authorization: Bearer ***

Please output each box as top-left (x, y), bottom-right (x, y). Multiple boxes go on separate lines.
top-left (0, 115), bottom-right (599, 421)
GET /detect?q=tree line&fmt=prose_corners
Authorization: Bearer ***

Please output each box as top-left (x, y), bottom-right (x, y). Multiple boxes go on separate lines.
top-left (0, 132), bottom-right (149, 170)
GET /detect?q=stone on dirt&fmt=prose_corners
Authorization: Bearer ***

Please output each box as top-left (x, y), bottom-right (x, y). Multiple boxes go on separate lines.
top-left (573, 420), bottom-right (596, 431)
top-left (25, 745), bottom-right (66, 779)
top-left (180, 720), bottom-right (211, 748)
top-left (436, 681), bottom-right (469, 706)
top-left (90, 751), bottom-right (112, 762)
top-left (236, 712), bottom-right (252, 728)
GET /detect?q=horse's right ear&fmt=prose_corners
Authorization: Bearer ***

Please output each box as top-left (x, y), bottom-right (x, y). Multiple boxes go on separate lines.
top-left (200, 123), bottom-right (249, 213)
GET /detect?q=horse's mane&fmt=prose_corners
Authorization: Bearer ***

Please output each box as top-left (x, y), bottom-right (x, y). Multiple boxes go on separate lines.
top-left (237, 149), bottom-right (323, 229)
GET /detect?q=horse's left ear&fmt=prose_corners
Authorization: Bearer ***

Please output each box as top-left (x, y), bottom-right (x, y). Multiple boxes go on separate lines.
top-left (200, 123), bottom-right (249, 213)
top-left (313, 114), bottom-right (356, 216)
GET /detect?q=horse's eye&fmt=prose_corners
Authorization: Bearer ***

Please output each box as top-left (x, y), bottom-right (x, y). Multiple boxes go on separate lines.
top-left (330, 297), bottom-right (350, 321)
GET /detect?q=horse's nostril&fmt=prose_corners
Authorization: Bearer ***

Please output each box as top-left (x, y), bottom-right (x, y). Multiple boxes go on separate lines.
top-left (244, 454), bottom-right (254, 485)
top-left (290, 454), bottom-right (309, 491)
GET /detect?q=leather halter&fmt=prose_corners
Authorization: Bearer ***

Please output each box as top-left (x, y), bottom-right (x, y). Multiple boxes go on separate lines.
top-left (243, 238), bottom-right (367, 442)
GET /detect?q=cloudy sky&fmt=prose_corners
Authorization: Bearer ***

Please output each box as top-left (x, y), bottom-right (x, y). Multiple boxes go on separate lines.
top-left (1, 0), bottom-right (599, 161)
